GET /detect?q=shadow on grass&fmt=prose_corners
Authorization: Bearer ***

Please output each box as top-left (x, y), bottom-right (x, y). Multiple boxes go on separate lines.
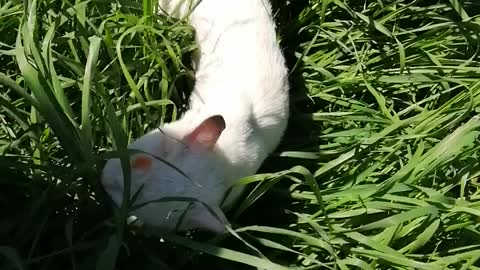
top-left (234, 0), bottom-right (318, 230)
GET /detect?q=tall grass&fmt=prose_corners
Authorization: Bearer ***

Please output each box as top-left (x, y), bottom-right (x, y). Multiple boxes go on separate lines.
top-left (1, 0), bottom-right (480, 269)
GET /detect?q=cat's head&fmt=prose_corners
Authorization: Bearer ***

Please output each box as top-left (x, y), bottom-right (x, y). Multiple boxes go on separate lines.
top-left (101, 115), bottom-right (228, 233)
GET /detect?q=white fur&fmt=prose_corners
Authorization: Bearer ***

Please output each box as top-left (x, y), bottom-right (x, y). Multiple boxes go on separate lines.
top-left (102, 0), bottom-right (289, 233)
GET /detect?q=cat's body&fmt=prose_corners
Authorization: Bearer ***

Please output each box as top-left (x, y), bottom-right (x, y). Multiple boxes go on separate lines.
top-left (101, 0), bottom-right (289, 233)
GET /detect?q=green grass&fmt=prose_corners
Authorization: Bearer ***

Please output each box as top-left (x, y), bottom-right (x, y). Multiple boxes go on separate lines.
top-left (1, 0), bottom-right (480, 269)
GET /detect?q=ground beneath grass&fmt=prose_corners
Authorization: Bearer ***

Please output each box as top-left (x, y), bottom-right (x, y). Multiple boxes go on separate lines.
top-left (1, 0), bottom-right (480, 269)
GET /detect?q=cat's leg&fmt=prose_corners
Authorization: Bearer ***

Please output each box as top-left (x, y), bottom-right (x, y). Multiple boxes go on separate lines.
top-left (157, 0), bottom-right (200, 18)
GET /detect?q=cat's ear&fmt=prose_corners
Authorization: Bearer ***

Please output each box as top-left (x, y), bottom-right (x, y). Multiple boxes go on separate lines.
top-left (184, 115), bottom-right (225, 150)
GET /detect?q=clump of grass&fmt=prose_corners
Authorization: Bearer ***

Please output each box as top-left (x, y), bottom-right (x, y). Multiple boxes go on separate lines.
top-left (1, 0), bottom-right (195, 268)
top-left (1, 0), bottom-right (480, 269)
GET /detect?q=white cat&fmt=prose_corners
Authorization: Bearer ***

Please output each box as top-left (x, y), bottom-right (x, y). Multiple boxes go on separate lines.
top-left (101, 0), bottom-right (289, 233)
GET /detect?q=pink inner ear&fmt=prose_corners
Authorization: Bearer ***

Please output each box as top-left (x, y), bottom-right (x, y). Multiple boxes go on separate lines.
top-left (184, 115), bottom-right (226, 150)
